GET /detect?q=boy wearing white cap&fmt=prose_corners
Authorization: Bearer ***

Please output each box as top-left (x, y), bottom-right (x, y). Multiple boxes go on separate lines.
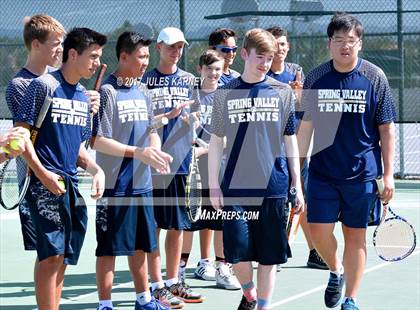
top-left (143, 27), bottom-right (204, 308)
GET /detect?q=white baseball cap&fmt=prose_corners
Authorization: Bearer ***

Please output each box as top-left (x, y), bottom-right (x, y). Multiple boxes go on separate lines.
top-left (157, 27), bottom-right (189, 45)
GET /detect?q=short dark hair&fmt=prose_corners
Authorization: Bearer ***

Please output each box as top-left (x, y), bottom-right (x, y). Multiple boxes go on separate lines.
top-left (327, 12), bottom-right (363, 38)
top-left (116, 31), bottom-right (152, 60)
top-left (208, 28), bottom-right (236, 46)
top-left (199, 49), bottom-right (223, 67)
top-left (62, 28), bottom-right (107, 63)
top-left (266, 26), bottom-right (288, 39)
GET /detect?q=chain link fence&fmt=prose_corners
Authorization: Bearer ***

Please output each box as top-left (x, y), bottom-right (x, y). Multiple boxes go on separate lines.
top-left (0, 0), bottom-right (419, 177)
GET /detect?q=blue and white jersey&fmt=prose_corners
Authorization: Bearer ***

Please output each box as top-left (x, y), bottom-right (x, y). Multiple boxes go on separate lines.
top-left (93, 75), bottom-right (154, 196)
top-left (6, 68), bottom-right (39, 118)
top-left (267, 62), bottom-right (304, 85)
top-left (15, 70), bottom-right (91, 184)
top-left (142, 68), bottom-right (197, 175)
top-left (6, 68), bottom-right (40, 190)
top-left (211, 76), bottom-right (296, 198)
top-left (193, 88), bottom-right (216, 143)
top-left (218, 69), bottom-right (240, 87)
top-left (303, 58), bottom-right (396, 183)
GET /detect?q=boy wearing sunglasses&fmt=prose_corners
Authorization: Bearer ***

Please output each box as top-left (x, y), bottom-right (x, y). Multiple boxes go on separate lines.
top-left (209, 28), bottom-right (240, 86)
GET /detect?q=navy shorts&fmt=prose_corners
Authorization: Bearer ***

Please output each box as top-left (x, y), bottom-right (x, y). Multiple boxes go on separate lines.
top-left (153, 174), bottom-right (191, 230)
top-left (307, 175), bottom-right (380, 228)
top-left (223, 198), bottom-right (289, 265)
top-left (27, 177), bottom-right (87, 265)
top-left (19, 198), bottom-right (37, 251)
top-left (95, 191), bottom-right (158, 256)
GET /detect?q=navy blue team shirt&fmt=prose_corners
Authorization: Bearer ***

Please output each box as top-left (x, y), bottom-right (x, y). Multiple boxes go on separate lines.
top-left (211, 76), bottom-right (296, 199)
top-left (194, 88), bottom-right (215, 143)
top-left (6, 68), bottom-right (39, 118)
top-left (267, 62), bottom-right (304, 85)
top-left (7, 68), bottom-right (40, 189)
top-left (15, 70), bottom-right (91, 184)
top-left (142, 68), bottom-right (197, 175)
top-left (93, 75), bottom-right (154, 196)
top-left (219, 69), bottom-right (240, 87)
top-left (303, 58), bottom-right (396, 183)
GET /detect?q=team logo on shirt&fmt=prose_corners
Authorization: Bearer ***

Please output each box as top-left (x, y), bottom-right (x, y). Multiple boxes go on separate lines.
top-left (148, 87), bottom-right (190, 110)
top-left (51, 98), bottom-right (88, 126)
top-left (117, 99), bottom-right (149, 123)
top-left (318, 89), bottom-right (367, 113)
top-left (227, 97), bottom-right (280, 124)
top-left (200, 105), bottom-right (212, 125)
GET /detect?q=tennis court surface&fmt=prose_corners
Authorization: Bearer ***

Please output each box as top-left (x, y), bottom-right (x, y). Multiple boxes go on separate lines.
top-left (1, 180), bottom-right (419, 310)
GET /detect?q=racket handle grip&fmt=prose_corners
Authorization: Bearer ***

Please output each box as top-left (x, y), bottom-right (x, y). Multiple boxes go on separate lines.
top-left (376, 176), bottom-right (385, 195)
top-left (295, 67), bottom-right (302, 82)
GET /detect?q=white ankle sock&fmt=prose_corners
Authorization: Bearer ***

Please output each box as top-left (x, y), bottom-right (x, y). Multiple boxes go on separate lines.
top-left (136, 290), bottom-right (152, 305)
top-left (151, 281), bottom-right (164, 291)
top-left (165, 277), bottom-right (178, 287)
top-left (98, 300), bottom-right (113, 309)
top-left (199, 258), bottom-right (211, 264)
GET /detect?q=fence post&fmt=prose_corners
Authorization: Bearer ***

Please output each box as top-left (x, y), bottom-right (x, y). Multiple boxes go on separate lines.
top-left (397, 0), bottom-right (405, 178)
top-left (179, 0), bottom-right (188, 71)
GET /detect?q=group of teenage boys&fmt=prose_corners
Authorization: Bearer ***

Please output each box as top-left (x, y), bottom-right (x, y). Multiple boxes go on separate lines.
top-left (3, 10), bottom-right (395, 310)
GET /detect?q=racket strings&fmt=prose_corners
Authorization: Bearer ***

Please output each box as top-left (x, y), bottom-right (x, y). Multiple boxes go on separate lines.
top-left (0, 158), bottom-right (26, 209)
top-left (186, 152), bottom-right (202, 222)
top-left (374, 218), bottom-right (416, 260)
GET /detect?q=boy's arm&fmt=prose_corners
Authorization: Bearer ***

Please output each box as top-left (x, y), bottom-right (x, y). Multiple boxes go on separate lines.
top-left (14, 80), bottom-right (66, 195)
top-left (77, 144), bottom-right (104, 199)
top-left (208, 134), bottom-right (224, 210)
top-left (297, 120), bottom-right (313, 168)
top-left (15, 121), bottom-right (66, 195)
top-left (378, 122), bottom-right (395, 203)
top-left (92, 135), bottom-right (172, 174)
top-left (285, 134), bottom-right (304, 213)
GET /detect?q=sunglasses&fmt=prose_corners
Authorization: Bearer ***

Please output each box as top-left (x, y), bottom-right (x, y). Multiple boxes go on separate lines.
top-left (215, 45), bottom-right (238, 53)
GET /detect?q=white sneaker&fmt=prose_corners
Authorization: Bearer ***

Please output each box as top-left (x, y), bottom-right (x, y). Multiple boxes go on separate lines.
top-left (194, 259), bottom-right (216, 281)
top-left (215, 263), bottom-right (241, 290)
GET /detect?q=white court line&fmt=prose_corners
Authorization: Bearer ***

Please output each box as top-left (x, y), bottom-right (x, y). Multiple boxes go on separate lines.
top-left (268, 250), bottom-right (420, 309)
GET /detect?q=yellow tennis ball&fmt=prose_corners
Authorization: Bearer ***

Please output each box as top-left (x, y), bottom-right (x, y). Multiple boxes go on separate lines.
top-left (10, 138), bottom-right (24, 151)
top-left (1, 146), bottom-right (9, 154)
top-left (58, 179), bottom-right (65, 190)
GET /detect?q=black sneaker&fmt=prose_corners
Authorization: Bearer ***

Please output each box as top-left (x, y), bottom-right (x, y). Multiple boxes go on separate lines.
top-left (237, 295), bottom-right (257, 310)
top-left (325, 272), bottom-right (345, 308)
top-left (307, 249), bottom-right (329, 270)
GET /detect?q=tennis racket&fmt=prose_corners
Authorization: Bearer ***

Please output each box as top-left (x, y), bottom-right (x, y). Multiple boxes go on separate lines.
top-left (184, 110), bottom-right (202, 223)
top-left (185, 146), bottom-right (202, 223)
top-left (286, 187), bottom-right (301, 244)
top-left (373, 177), bottom-right (416, 262)
top-left (85, 63), bottom-right (107, 149)
top-left (0, 96), bottom-right (53, 210)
